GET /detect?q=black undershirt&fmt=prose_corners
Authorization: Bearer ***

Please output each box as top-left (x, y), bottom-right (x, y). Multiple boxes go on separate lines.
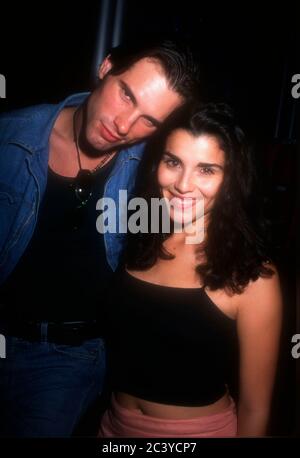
top-left (0, 156), bottom-right (117, 322)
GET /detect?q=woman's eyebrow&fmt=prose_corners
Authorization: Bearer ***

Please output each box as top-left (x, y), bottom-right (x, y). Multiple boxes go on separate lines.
top-left (163, 151), bottom-right (182, 162)
top-left (196, 162), bottom-right (224, 170)
top-left (163, 151), bottom-right (223, 169)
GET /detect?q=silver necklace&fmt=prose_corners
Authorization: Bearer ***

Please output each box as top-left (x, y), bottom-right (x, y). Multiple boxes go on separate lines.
top-left (73, 107), bottom-right (115, 174)
top-left (72, 107), bottom-right (114, 205)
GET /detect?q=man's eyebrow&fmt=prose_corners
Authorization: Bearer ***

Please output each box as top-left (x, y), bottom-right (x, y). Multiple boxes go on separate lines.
top-left (120, 80), bottom-right (161, 127)
top-left (120, 80), bottom-right (137, 105)
top-left (144, 115), bottom-right (162, 127)
top-left (163, 151), bottom-right (224, 169)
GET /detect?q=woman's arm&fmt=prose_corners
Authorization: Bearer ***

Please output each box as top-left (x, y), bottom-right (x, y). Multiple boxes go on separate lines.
top-left (236, 267), bottom-right (282, 437)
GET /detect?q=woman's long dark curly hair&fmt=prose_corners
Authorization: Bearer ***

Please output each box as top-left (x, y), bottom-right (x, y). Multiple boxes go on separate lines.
top-left (125, 103), bottom-right (274, 293)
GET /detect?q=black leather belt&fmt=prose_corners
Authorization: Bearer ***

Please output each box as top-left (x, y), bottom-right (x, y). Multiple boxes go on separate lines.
top-left (1, 320), bottom-right (102, 345)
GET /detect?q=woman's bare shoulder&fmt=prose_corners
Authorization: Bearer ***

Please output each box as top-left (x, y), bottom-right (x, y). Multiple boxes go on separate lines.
top-left (237, 263), bottom-right (282, 320)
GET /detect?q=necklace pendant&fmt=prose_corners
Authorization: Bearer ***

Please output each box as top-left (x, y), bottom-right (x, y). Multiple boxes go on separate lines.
top-left (74, 169), bottom-right (93, 205)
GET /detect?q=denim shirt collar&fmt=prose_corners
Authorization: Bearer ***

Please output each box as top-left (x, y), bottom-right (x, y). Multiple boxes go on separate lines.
top-left (8, 93), bottom-right (90, 155)
top-left (7, 91), bottom-right (145, 165)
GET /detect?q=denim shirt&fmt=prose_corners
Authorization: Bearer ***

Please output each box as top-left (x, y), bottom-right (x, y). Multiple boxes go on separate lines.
top-left (0, 93), bottom-right (145, 285)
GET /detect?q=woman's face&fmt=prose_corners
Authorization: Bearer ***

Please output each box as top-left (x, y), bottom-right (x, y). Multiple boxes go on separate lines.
top-left (157, 128), bottom-right (225, 227)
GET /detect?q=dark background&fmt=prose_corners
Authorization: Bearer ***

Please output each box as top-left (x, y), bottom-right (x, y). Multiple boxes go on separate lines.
top-left (0, 0), bottom-right (298, 436)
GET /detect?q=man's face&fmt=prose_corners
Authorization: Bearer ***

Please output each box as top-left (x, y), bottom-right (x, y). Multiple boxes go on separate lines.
top-left (84, 57), bottom-right (183, 152)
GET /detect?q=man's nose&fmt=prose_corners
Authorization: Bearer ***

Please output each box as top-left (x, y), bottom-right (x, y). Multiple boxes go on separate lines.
top-left (114, 111), bottom-right (137, 136)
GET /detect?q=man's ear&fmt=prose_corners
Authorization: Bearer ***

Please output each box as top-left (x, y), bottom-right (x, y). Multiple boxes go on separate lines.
top-left (98, 55), bottom-right (113, 80)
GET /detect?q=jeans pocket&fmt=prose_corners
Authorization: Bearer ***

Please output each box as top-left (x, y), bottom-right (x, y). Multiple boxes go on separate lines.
top-left (53, 338), bottom-right (105, 361)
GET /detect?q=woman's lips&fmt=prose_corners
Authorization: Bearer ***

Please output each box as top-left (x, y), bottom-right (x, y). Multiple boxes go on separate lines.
top-left (169, 196), bottom-right (196, 210)
top-left (100, 123), bottom-right (121, 142)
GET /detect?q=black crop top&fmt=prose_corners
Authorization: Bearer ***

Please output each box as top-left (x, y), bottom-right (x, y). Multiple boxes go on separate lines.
top-left (105, 269), bottom-right (238, 407)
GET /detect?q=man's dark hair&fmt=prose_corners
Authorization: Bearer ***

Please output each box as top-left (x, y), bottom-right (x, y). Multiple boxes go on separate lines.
top-left (107, 38), bottom-right (201, 103)
top-left (125, 102), bottom-right (274, 294)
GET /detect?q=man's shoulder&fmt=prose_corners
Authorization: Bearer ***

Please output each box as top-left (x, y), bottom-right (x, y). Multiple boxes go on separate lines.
top-left (0, 93), bottom-right (89, 147)
top-left (0, 93), bottom-right (89, 124)
top-left (0, 103), bottom-right (57, 144)
top-left (0, 103), bottom-right (54, 124)
top-left (127, 142), bottom-right (146, 157)
top-left (118, 142), bottom-right (146, 161)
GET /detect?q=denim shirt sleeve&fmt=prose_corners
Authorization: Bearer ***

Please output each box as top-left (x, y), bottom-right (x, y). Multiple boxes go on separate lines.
top-left (0, 118), bottom-right (42, 284)
top-left (102, 143), bottom-right (145, 271)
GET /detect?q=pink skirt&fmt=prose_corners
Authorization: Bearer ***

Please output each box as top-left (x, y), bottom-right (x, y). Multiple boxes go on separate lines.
top-left (98, 394), bottom-right (237, 438)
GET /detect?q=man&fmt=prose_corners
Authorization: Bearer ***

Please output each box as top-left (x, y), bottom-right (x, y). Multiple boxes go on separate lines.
top-left (0, 39), bottom-right (200, 436)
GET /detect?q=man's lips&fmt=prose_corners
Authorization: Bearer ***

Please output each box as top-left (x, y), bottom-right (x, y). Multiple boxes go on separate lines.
top-left (100, 123), bottom-right (121, 142)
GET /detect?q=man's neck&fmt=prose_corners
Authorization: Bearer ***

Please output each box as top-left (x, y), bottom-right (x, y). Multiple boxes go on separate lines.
top-left (49, 106), bottom-right (116, 177)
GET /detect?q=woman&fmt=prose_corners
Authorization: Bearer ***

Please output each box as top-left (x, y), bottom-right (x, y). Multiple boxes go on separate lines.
top-left (99, 103), bottom-right (282, 437)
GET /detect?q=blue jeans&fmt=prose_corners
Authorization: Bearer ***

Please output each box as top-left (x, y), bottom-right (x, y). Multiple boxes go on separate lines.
top-left (0, 334), bottom-right (106, 437)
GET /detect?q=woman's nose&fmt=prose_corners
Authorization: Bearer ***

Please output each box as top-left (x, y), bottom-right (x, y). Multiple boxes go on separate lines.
top-left (174, 172), bottom-right (195, 194)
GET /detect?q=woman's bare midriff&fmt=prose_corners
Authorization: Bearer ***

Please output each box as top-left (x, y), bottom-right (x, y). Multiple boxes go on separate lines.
top-left (115, 391), bottom-right (232, 419)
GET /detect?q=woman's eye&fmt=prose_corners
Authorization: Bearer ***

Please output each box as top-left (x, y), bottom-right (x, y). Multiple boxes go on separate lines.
top-left (199, 167), bottom-right (214, 175)
top-left (163, 158), bottom-right (180, 168)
